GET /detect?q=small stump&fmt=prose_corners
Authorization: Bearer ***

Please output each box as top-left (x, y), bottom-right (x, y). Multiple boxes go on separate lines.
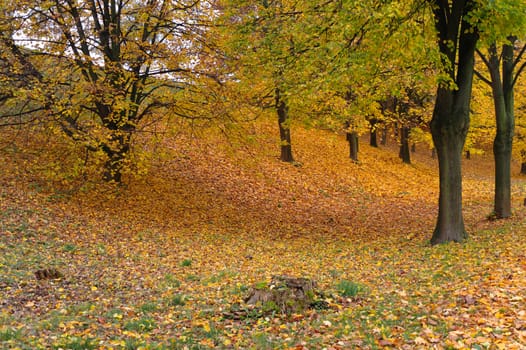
top-left (34, 268), bottom-right (63, 280)
top-left (244, 275), bottom-right (319, 314)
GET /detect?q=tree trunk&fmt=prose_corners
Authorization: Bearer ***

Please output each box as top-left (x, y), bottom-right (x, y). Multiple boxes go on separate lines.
top-left (429, 0), bottom-right (478, 245)
top-left (399, 126), bottom-right (411, 164)
top-left (521, 161), bottom-right (526, 175)
top-left (381, 127), bottom-right (388, 145)
top-left (347, 131), bottom-right (359, 162)
top-left (369, 119), bottom-right (378, 147)
top-left (101, 131), bottom-right (131, 183)
top-left (465, 150), bottom-right (471, 159)
top-left (431, 117), bottom-right (468, 244)
top-left (494, 140), bottom-right (512, 217)
top-left (487, 41), bottom-right (515, 219)
top-left (276, 88), bottom-right (293, 163)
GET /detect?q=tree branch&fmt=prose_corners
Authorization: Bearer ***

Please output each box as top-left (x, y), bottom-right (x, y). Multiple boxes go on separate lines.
top-left (473, 68), bottom-right (492, 86)
top-left (513, 60), bottom-right (526, 87)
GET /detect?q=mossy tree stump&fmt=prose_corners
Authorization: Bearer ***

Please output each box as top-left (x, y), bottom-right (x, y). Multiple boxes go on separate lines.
top-left (244, 275), bottom-right (318, 314)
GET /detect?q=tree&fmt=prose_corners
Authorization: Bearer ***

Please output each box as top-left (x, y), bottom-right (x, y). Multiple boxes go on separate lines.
top-left (379, 86), bottom-right (432, 165)
top-left (344, 120), bottom-right (359, 162)
top-left (0, 0), bottom-right (219, 183)
top-left (218, 0), bottom-right (313, 163)
top-left (476, 41), bottom-right (518, 217)
top-left (428, 0), bottom-right (479, 244)
top-left (474, 0), bottom-right (526, 218)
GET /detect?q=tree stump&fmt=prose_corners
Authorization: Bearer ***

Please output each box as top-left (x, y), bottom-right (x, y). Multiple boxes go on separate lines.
top-left (34, 268), bottom-right (63, 280)
top-left (244, 275), bottom-right (318, 314)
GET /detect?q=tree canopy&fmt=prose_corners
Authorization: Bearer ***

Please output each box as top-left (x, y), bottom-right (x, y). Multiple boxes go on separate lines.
top-left (0, 0), bottom-right (222, 182)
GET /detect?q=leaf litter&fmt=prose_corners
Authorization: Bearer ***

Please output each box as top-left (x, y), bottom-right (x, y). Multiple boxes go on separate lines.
top-left (1, 120), bottom-right (526, 349)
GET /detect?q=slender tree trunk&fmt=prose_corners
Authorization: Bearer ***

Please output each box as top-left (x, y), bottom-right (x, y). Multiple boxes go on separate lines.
top-left (487, 41), bottom-right (515, 219)
top-left (411, 143), bottom-right (416, 153)
top-left (381, 127), bottom-right (388, 145)
top-left (399, 126), bottom-right (411, 164)
top-left (521, 160), bottom-right (526, 175)
top-left (369, 119), bottom-right (378, 147)
top-left (347, 131), bottom-right (359, 162)
top-left (276, 88), bottom-right (293, 163)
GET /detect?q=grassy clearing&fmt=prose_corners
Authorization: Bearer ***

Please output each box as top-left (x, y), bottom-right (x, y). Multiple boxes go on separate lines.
top-left (1, 122), bottom-right (526, 348)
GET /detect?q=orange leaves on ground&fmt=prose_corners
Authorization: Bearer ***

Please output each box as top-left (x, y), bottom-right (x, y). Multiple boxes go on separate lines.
top-left (1, 120), bottom-right (526, 348)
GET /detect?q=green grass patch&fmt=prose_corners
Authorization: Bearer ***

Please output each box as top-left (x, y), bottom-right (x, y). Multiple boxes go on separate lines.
top-left (123, 317), bottom-right (157, 333)
top-left (166, 294), bottom-right (187, 307)
top-left (0, 327), bottom-right (22, 342)
top-left (335, 280), bottom-right (366, 298)
top-left (180, 259), bottom-right (192, 267)
top-left (163, 274), bottom-right (181, 288)
top-left (52, 336), bottom-right (97, 350)
top-left (138, 302), bottom-right (158, 314)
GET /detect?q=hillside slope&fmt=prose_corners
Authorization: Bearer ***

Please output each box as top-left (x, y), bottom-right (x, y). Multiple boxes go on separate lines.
top-left (1, 120), bottom-right (526, 349)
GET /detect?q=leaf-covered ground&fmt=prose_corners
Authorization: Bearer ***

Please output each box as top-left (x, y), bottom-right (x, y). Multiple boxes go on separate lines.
top-left (1, 121), bottom-right (526, 349)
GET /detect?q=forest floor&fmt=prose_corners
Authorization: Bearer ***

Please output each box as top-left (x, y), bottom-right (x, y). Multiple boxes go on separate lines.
top-left (1, 120), bottom-right (526, 349)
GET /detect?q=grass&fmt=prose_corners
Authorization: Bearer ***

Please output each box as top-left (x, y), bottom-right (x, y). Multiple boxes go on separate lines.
top-left (0, 327), bottom-right (22, 342)
top-left (1, 122), bottom-right (526, 348)
top-left (52, 337), bottom-right (97, 350)
top-left (180, 259), bottom-right (192, 267)
top-left (335, 280), bottom-right (366, 298)
top-left (166, 294), bottom-right (187, 307)
top-left (123, 318), bottom-right (157, 333)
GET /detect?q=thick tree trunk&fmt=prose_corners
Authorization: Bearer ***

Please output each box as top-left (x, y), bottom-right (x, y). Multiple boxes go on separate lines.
top-left (102, 151), bottom-right (126, 183)
top-left (430, 1), bottom-right (477, 244)
top-left (431, 118), bottom-right (468, 244)
top-left (399, 127), bottom-right (411, 164)
top-left (276, 88), bottom-right (293, 163)
top-left (488, 41), bottom-right (515, 219)
top-left (101, 131), bottom-right (131, 183)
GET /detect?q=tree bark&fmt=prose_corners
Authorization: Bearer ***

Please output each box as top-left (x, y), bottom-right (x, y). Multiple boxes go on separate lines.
top-left (487, 41), bottom-right (515, 219)
top-left (347, 131), bottom-right (359, 162)
top-left (381, 127), bottom-right (388, 145)
top-left (521, 161), bottom-right (526, 175)
top-left (399, 126), bottom-right (411, 164)
top-left (101, 130), bottom-right (132, 183)
top-left (431, 115), bottom-right (469, 244)
top-left (369, 119), bottom-right (378, 147)
top-left (276, 88), bottom-right (294, 163)
top-left (430, 0), bottom-right (478, 245)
